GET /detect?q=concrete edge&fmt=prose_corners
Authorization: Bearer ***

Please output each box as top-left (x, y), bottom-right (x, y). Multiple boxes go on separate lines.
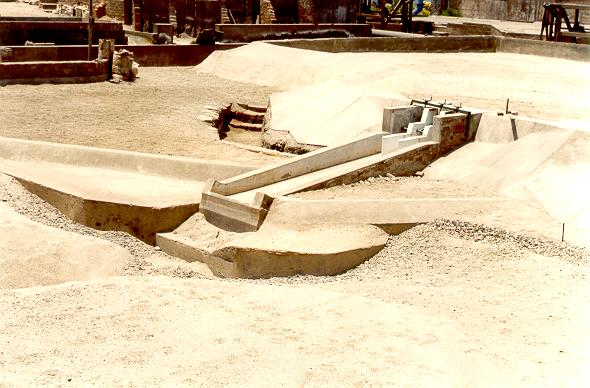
top-left (268, 35), bottom-right (498, 53)
top-left (14, 177), bottom-right (199, 244)
top-left (496, 36), bottom-right (590, 62)
top-left (156, 226), bottom-right (388, 279)
top-left (0, 136), bottom-right (257, 181)
top-left (156, 232), bottom-right (236, 277)
top-left (0, 74), bottom-right (107, 85)
top-left (228, 243), bottom-right (387, 279)
top-left (212, 133), bottom-right (384, 196)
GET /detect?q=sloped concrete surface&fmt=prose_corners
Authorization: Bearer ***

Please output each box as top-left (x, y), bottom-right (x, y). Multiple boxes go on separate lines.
top-left (226, 223), bottom-right (388, 278)
top-left (0, 137), bottom-right (257, 243)
top-left (0, 203), bottom-right (131, 289)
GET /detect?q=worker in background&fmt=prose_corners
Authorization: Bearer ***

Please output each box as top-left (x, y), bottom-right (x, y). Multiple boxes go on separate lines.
top-left (412, 0), bottom-right (424, 15)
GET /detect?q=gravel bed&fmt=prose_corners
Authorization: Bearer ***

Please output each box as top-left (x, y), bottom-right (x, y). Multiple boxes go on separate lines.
top-left (236, 219), bottom-right (589, 287)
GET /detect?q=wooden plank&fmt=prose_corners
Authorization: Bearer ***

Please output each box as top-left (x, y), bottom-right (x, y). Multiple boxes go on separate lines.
top-left (559, 3), bottom-right (590, 10)
top-left (560, 30), bottom-right (590, 37)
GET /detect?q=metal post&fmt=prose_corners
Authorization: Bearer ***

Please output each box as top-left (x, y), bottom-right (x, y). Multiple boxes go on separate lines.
top-left (88, 0), bottom-right (93, 60)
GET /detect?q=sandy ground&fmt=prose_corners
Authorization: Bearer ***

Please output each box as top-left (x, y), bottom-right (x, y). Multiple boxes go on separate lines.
top-left (1, 217), bottom-right (588, 385)
top-left (2, 34), bottom-right (590, 385)
top-left (1, 69), bottom-right (281, 165)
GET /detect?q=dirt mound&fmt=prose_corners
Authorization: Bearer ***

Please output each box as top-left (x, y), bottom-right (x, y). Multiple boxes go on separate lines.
top-left (264, 80), bottom-right (405, 148)
top-left (0, 203), bottom-right (132, 289)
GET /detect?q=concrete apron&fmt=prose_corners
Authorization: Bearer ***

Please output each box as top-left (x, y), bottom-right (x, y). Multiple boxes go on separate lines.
top-left (156, 212), bottom-right (390, 279)
top-left (0, 137), bottom-right (257, 244)
top-left (156, 196), bottom-right (509, 279)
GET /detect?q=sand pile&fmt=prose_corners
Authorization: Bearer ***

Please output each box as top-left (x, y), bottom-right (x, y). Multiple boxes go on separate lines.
top-left (425, 122), bottom-right (590, 245)
top-left (196, 43), bottom-right (590, 123)
top-left (265, 80), bottom-right (405, 147)
top-left (0, 203), bottom-right (132, 289)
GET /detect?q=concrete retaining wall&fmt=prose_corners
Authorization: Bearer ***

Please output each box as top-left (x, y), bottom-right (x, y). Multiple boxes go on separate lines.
top-left (0, 137), bottom-right (255, 181)
top-left (0, 16), bottom-right (82, 21)
top-left (216, 23), bottom-right (372, 42)
top-left (0, 43), bottom-right (244, 66)
top-left (0, 21), bottom-right (127, 45)
top-left (271, 35), bottom-right (589, 62)
top-left (270, 35), bottom-right (498, 53)
top-left (0, 60), bottom-right (108, 85)
top-left (1, 35), bottom-right (586, 74)
top-left (496, 37), bottom-right (590, 62)
top-left (304, 142), bottom-right (440, 192)
top-left (17, 179), bottom-right (199, 244)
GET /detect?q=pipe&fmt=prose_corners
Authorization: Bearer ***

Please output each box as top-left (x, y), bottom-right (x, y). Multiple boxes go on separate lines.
top-left (371, 28), bottom-right (424, 37)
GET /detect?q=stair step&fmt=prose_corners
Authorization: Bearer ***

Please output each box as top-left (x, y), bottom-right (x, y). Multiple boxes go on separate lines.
top-left (229, 119), bottom-right (263, 131)
top-left (230, 109), bottom-right (264, 122)
top-left (235, 103), bottom-right (267, 113)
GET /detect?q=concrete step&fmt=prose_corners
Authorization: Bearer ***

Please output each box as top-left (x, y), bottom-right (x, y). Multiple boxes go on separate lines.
top-left (228, 119), bottom-right (262, 131)
top-left (235, 102), bottom-right (267, 113)
top-left (230, 108), bottom-right (265, 123)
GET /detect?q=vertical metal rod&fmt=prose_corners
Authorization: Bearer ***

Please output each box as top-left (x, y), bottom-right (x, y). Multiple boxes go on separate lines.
top-left (505, 98), bottom-right (510, 114)
top-left (562, 223), bottom-right (565, 242)
top-left (88, 0), bottom-right (93, 60)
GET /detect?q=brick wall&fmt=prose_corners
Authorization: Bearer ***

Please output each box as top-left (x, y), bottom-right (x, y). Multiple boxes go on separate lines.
top-left (56, 0), bottom-right (125, 21)
top-left (435, 113), bottom-right (468, 155)
top-left (105, 0), bottom-right (125, 20)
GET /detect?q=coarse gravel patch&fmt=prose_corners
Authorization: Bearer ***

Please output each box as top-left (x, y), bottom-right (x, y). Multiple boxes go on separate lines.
top-left (242, 219), bottom-right (589, 288)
